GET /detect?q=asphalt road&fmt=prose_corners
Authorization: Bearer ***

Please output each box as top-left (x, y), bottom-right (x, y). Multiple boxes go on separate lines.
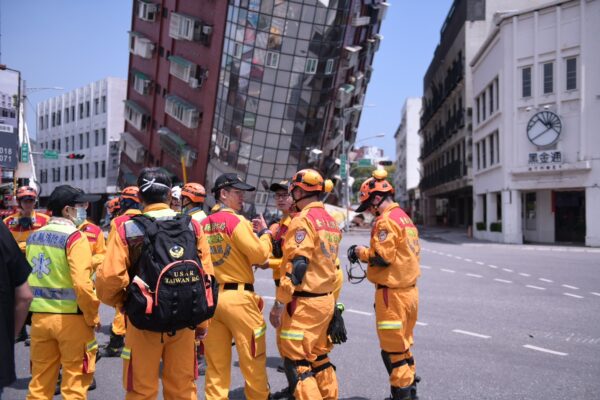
top-left (5, 230), bottom-right (600, 399)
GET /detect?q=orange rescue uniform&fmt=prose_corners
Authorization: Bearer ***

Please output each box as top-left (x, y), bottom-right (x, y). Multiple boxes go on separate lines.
top-left (3, 210), bottom-right (50, 253)
top-left (277, 201), bottom-right (342, 400)
top-left (78, 220), bottom-right (106, 272)
top-left (201, 205), bottom-right (272, 400)
top-left (356, 202), bottom-right (421, 389)
top-left (96, 203), bottom-right (214, 400)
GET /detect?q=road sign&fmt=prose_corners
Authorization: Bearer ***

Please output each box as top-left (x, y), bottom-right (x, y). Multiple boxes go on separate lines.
top-left (43, 150), bottom-right (59, 159)
top-left (340, 154), bottom-right (347, 179)
top-left (358, 158), bottom-right (372, 167)
top-left (20, 143), bottom-right (29, 163)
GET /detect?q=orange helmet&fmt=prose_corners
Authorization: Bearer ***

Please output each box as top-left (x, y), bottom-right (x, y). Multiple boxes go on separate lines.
top-left (121, 186), bottom-right (140, 203)
top-left (107, 197), bottom-right (121, 214)
top-left (16, 186), bottom-right (38, 200)
top-left (181, 182), bottom-right (206, 203)
top-left (289, 169), bottom-right (334, 193)
top-left (356, 169), bottom-right (394, 212)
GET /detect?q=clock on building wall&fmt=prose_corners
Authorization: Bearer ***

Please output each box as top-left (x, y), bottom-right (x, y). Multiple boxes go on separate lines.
top-left (526, 111), bottom-right (562, 147)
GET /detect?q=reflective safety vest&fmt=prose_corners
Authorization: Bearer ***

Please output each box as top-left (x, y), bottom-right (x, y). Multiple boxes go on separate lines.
top-left (187, 207), bottom-right (207, 222)
top-left (27, 223), bottom-right (79, 314)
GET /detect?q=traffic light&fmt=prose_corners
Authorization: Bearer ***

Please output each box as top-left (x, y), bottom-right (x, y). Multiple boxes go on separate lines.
top-left (66, 153), bottom-right (85, 160)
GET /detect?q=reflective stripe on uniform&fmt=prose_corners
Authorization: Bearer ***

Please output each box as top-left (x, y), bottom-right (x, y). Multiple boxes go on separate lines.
top-left (30, 286), bottom-right (76, 301)
top-left (377, 320), bottom-right (403, 330)
top-left (121, 347), bottom-right (131, 360)
top-left (254, 323), bottom-right (267, 339)
top-left (86, 339), bottom-right (98, 352)
top-left (280, 330), bottom-right (304, 341)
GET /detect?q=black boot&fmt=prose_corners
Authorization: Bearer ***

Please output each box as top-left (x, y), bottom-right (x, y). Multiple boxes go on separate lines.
top-left (89, 377), bottom-right (97, 391)
top-left (271, 387), bottom-right (293, 399)
top-left (15, 326), bottom-right (29, 344)
top-left (197, 354), bottom-right (206, 376)
top-left (411, 375), bottom-right (421, 400)
top-left (100, 330), bottom-right (124, 357)
top-left (385, 385), bottom-right (412, 400)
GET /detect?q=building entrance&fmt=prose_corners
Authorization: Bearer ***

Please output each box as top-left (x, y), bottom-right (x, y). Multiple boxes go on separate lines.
top-left (555, 191), bottom-right (585, 243)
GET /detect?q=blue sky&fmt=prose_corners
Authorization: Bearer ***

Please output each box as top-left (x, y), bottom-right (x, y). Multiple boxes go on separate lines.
top-left (1, 0), bottom-right (452, 157)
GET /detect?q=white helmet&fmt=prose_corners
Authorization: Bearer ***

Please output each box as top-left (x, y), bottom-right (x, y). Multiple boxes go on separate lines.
top-left (171, 185), bottom-right (182, 200)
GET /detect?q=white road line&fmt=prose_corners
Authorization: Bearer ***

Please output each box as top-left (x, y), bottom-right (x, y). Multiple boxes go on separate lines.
top-left (347, 309), bottom-right (373, 316)
top-left (523, 345), bottom-right (568, 356)
top-left (441, 268), bottom-right (456, 273)
top-left (494, 278), bottom-right (512, 284)
top-left (502, 268), bottom-right (514, 273)
top-left (416, 321), bottom-right (428, 326)
top-left (476, 261), bottom-right (485, 265)
top-left (526, 285), bottom-right (546, 290)
top-left (421, 265), bottom-right (432, 270)
top-left (519, 273), bottom-right (531, 277)
top-left (563, 292), bottom-right (584, 299)
top-left (561, 284), bottom-right (579, 290)
top-left (452, 329), bottom-right (491, 339)
top-left (446, 254), bottom-right (454, 258)
top-left (539, 278), bottom-right (554, 283)
top-left (488, 265), bottom-right (498, 269)
top-left (591, 292), bottom-right (600, 297)
top-left (466, 273), bottom-right (483, 278)
top-left (263, 296), bottom-right (276, 300)
top-left (454, 256), bottom-right (463, 260)
top-left (465, 258), bottom-right (473, 262)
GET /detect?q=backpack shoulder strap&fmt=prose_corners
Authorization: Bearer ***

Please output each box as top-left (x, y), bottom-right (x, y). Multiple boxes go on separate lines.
top-left (131, 214), bottom-right (159, 237)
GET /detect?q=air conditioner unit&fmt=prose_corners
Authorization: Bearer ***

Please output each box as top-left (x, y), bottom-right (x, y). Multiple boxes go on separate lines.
top-left (202, 25), bottom-right (213, 36)
top-left (189, 78), bottom-right (200, 89)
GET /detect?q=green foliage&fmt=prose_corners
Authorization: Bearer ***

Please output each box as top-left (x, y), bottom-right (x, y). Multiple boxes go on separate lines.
top-left (490, 222), bottom-right (502, 232)
top-left (476, 221), bottom-right (486, 231)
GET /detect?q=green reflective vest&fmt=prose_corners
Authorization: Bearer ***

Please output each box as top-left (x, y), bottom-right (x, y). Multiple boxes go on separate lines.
top-left (27, 222), bottom-right (79, 314)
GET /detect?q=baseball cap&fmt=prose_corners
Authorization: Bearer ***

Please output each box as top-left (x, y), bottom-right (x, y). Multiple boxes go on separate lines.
top-left (212, 173), bottom-right (255, 192)
top-left (269, 180), bottom-right (290, 192)
top-left (47, 185), bottom-right (101, 212)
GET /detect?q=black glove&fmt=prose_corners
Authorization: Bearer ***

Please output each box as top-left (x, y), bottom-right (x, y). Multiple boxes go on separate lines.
top-left (347, 245), bottom-right (359, 264)
top-left (327, 306), bottom-right (347, 344)
top-left (272, 239), bottom-right (283, 259)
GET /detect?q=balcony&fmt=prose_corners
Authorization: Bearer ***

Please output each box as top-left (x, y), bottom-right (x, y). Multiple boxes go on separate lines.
top-left (121, 131), bottom-right (145, 164)
top-left (335, 84), bottom-right (355, 109)
top-left (420, 54), bottom-right (465, 127)
top-left (342, 46), bottom-right (362, 69)
top-left (419, 160), bottom-right (465, 191)
top-left (420, 109), bottom-right (465, 159)
top-left (352, 15), bottom-right (371, 27)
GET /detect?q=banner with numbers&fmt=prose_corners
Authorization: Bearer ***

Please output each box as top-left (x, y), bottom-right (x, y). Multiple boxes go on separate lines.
top-left (0, 68), bottom-right (20, 169)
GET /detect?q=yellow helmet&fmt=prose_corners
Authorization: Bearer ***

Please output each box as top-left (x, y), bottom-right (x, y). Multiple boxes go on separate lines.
top-left (290, 169), bottom-right (334, 193)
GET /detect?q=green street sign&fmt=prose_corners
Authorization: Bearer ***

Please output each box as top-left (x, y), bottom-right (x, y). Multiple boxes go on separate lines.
top-left (340, 154), bottom-right (347, 179)
top-left (21, 143), bottom-right (29, 163)
top-left (43, 149), bottom-right (59, 159)
top-left (358, 158), bottom-right (372, 167)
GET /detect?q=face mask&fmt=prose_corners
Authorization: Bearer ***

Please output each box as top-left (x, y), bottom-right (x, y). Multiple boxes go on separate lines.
top-left (18, 217), bottom-right (33, 229)
top-left (74, 207), bottom-right (87, 226)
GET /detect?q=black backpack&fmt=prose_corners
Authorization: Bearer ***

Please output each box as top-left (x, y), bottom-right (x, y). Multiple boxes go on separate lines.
top-left (124, 214), bottom-right (218, 332)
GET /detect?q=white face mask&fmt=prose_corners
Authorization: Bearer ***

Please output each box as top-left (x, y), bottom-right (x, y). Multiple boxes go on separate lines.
top-left (74, 206), bottom-right (87, 226)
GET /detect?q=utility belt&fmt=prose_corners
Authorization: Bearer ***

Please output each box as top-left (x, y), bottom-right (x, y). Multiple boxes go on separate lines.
top-left (376, 284), bottom-right (416, 290)
top-left (222, 282), bottom-right (254, 292)
top-left (293, 291), bottom-right (330, 298)
top-left (274, 279), bottom-right (280, 287)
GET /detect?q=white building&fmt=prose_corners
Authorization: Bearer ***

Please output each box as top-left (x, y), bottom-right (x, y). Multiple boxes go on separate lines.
top-left (470, 0), bottom-right (600, 246)
top-left (36, 77), bottom-right (126, 197)
top-left (394, 97), bottom-right (422, 210)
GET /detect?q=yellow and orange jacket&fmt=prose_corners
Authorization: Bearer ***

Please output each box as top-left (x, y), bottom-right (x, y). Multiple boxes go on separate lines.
top-left (268, 214), bottom-right (292, 282)
top-left (3, 210), bottom-right (50, 253)
top-left (276, 202), bottom-right (342, 304)
top-left (106, 208), bottom-right (142, 244)
top-left (201, 204), bottom-right (272, 285)
top-left (78, 220), bottom-right (106, 272)
top-left (96, 203), bottom-right (214, 327)
top-left (357, 202), bottom-right (421, 288)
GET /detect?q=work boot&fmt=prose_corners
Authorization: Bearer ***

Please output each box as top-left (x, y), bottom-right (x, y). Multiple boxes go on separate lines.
top-left (197, 354), bottom-right (206, 376)
top-left (100, 330), bottom-right (124, 357)
top-left (54, 372), bottom-right (62, 396)
top-left (385, 385), bottom-right (412, 400)
top-left (411, 375), bottom-right (421, 400)
top-left (15, 326), bottom-right (28, 344)
top-left (89, 377), bottom-right (97, 391)
top-left (271, 387), bottom-right (293, 399)
top-left (276, 363), bottom-right (285, 373)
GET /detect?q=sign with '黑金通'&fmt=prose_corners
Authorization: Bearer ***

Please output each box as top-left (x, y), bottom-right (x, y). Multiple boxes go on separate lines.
top-left (0, 68), bottom-right (20, 169)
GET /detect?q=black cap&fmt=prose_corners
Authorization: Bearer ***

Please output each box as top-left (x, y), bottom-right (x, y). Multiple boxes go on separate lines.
top-left (47, 185), bottom-right (101, 212)
top-left (269, 180), bottom-right (290, 192)
top-left (212, 173), bottom-right (255, 192)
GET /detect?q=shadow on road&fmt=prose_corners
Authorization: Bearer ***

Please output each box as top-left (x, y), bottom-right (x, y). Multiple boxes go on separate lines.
top-left (9, 376), bottom-right (31, 390)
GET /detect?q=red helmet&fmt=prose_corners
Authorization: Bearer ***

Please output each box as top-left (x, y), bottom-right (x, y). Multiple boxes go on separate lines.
top-left (289, 169), bottom-right (334, 193)
top-left (121, 186), bottom-right (140, 203)
top-left (356, 169), bottom-right (394, 212)
top-left (181, 182), bottom-right (206, 203)
top-left (16, 186), bottom-right (38, 200)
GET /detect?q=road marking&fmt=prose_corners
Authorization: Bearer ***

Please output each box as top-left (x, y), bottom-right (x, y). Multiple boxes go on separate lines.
top-left (446, 254), bottom-right (454, 258)
top-left (561, 284), bottom-right (579, 290)
top-left (591, 292), bottom-right (600, 297)
top-left (465, 258), bottom-right (473, 262)
top-left (563, 293), bottom-right (583, 299)
top-left (263, 296), bottom-right (275, 300)
top-left (519, 273), bottom-right (531, 277)
top-left (466, 273), bottom-right (483, 278)
top-left (502, 268), bottom-right (513, 273)
top-left (488, 264), bottom-right (498, 269)
top-left (441, 268), bottom-right (456, 273)
top-left (347, 309), bottom-right (373, 316)
top-left (494, 278), bottom-right (512, 284)
top-left (523, 345), bottom-right (568, 356)
top-left (452, 329), bottom-right (491, 339)
top-left (416, 321), bottom-right (428, 326)
top-left (526, 285), bottom-right (546, 290)
top-left (421, 265), bottom-right (432, 270)
top-left (539, 278), bottom-right (554, 283)
top-left (454, 256), bottom-right (463, 260)
top-left (476, 261), bottom-right (485, 265)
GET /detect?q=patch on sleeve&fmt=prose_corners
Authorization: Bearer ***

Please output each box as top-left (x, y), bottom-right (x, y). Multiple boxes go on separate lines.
top-left (295, 229), bottom-right (307, 244)
top-left (378, 229), bottom-right (388, 242)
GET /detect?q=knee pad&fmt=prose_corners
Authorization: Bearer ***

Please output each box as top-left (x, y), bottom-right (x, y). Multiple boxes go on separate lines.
top-left (381, 350), bottom-right (410, 375)
top-left (283, 358), bottom-right (313, 393)
top-left (312, 354), bottom-right (336, 375)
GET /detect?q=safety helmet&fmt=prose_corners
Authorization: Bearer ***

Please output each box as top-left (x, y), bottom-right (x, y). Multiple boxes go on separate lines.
top-left (16, 186), bottom-right (38, 200)
top-left (107, 197), bottom-right (121, 214)
top-left (181, 182), bottom-right (206, 203)
top-left (356, 169), bottom-right (394, 212)
top-left (121, 186), bottom-right (140, 203)
top-left (289, 169), bottom-right (334, 193)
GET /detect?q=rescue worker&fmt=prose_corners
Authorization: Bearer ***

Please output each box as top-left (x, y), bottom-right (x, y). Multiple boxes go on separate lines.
top-left (96, 168), bottom-right (214, 400)
top-left (4, 185), bottom-right (50, 344)
top-left (348, 170), bottom-right (421, 400)
top-left (269, 169), bottom-right (341, 400)
top-left (170, 185), bottom-right (182, 212)
top-left (107, 197), bottom-right (121, 219)
top-left (75, 192), bottom-right (106, 273)
top-left (181, 182), bottom-right (208, 222)
top-left (25, 185), bottom-right (101, 399)
top-left (100, 186), bottom-right (141, 358)
top-left (201, 173), bottom-right (272, 400)
top-left (266, 180), bottom-right (293, 290)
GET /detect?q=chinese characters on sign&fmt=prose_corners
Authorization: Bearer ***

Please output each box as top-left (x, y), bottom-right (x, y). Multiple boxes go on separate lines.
top-left (0, 68), bottom-right (20, 169)
top-left (528, 150), bottom-right (563, 171)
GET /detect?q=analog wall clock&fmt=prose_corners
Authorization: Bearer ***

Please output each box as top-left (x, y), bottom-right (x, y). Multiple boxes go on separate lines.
top-left (526, 111), bottom-right (562, 147)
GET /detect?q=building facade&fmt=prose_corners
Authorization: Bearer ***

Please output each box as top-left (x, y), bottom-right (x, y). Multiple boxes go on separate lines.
top-left (394, 97), bottom-right (422, 214)
top-left (471, 0), bottom-right (600, 246)
top-left (419, 0), bottom-right (552, 227)
top-left (209, 0), bottom-right (388, 210)
top-left (36, 77), bottom-right (126, 199)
